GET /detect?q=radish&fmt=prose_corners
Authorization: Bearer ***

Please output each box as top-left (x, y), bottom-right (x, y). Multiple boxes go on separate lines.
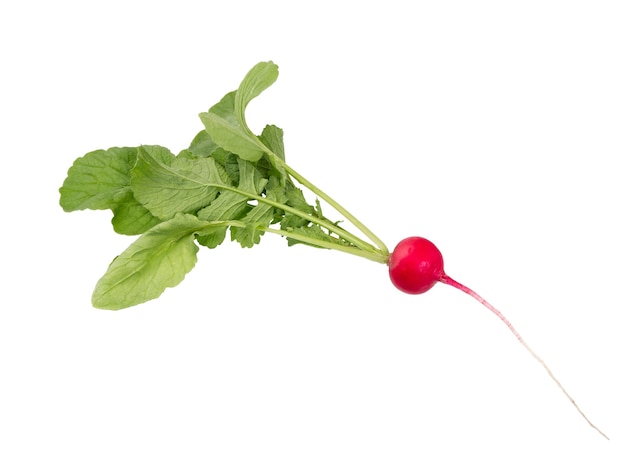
top-left (388, 236), bottom-right (609, 439)
top-left (60, 60), bottom-right (609, 440)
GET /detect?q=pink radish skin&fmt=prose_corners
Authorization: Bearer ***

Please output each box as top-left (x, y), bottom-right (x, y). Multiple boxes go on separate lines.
top-left (388, 236), bottom-right (608, 440)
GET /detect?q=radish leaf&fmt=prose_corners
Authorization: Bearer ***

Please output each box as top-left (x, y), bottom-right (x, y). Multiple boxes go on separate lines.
top-left (199, 112), bottom-right (268, 162)
top-left (195, 159), bottom-right (266, 248)
top-left (60, 60), bottom-right (390, 310)
top-left (60, 147), bottom-right (137, 212)
top-left (234, 61), bottom-right (279, 133)
top-left (109, 196), bottom-right (162, 235)
top-left (59, 147), bottom-right (161, 235)
top-left (131, 146), bottom-right (225, 219)
top-left (92, 213), bottom-right (221, 310)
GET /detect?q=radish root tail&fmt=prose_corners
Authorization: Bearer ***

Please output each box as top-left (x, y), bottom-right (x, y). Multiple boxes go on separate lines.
top-left (439, 274), bottom-right (609, 440)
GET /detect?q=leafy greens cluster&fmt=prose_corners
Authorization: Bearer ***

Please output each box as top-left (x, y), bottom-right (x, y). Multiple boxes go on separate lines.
top-left (59, 62), bottom-right (389, 310)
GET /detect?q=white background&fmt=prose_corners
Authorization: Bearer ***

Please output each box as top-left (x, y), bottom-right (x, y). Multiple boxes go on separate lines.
top-left (1, 1), bottom-right (624, 456)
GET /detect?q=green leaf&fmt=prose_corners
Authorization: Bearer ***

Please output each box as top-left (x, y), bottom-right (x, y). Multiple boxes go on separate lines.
top-left (256, 124), bottom-right (290, 184)
top-left (111, 197), bottom-right (162, 234)
top-left (187, 130), bottom-right (220, 158)
top-left (92, 213), bottom-right (221, 310)
top-left (196, 159), bottom-right (266, 248)
top-left (235, 61), bottom-right (279, 133)
top-left (198, 63), bottom-right (279, 163)
top-left (210, 148), bottom-right (240, 184)
top-left (280, 186), bottom-right (316, 229)
top-left (131, 145), bottom-right (226, 220)
top-left (59, 146), bottom-right (162, 235)
top-left (59, 147), bottom-right (137, 211)
top-left (208, 91), bottom-right (238, 122)
top-left (258, 124), bottom-right (285, 161)
top-left (199, 91), bottom-right (266, 161)
top-left (231, 176), bottom-right (287, 247)
top-left (199, 112), bottom-right (268, 162)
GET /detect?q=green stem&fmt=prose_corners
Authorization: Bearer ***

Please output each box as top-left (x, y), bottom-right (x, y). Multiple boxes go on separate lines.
top-left (223, 220), bottom-right (388, 264)
top-left (277, 158), bottom-right (389, 256)
top-left (220, 184), bottom-right (380, 255)
top-left (263, 227), bottom-right (388, 263)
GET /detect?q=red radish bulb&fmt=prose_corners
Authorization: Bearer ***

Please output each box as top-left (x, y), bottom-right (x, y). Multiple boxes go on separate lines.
top-left (388, 237), bottom-right (444, 294)
top-left (388, 236), bottom-right (609, 440)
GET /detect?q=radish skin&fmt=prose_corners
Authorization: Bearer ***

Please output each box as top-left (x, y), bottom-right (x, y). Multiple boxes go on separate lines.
top-left (388, 236), bottom-right (609, 440)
